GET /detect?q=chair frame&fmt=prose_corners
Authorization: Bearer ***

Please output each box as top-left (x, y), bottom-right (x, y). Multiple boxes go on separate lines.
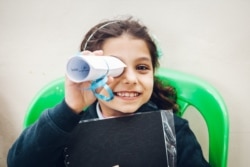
top-left (156, 68), bottom-right (229, 167)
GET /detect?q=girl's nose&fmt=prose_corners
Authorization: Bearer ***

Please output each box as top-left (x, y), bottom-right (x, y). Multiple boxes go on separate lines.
top-left (121, 68), bottom-right (138, 84)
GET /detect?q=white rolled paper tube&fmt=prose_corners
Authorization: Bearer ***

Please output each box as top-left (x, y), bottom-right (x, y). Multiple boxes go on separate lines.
top-left (66, 55), bottom-right (126, 83)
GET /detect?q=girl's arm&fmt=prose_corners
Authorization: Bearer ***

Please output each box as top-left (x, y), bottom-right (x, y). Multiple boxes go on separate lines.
top-left (7, 100), bottom-right (82, 167)
top-left (174, 116), bottom-right (210, 167)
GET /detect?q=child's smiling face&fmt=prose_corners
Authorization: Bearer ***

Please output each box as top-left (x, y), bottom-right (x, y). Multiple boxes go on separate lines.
top-left (98, 34), bottom-right (154, 117)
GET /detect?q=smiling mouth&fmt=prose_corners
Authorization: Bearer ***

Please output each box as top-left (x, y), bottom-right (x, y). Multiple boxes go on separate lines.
top-left (114, 92), bottom-right (141, 97)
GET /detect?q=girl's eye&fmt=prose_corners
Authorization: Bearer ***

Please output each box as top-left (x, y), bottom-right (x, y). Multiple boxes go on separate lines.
top-left (136, 65), bottom-right (150, 71)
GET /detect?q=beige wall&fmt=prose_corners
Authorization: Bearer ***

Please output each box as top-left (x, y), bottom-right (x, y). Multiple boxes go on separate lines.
top-left (1, 0), bottom-right (249, 166)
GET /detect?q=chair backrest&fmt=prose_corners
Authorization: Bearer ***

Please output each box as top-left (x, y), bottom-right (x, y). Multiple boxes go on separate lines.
top-left (24, 68), bottom-right (229, 167)
top-left (156, 68), bottom-right (229, 167)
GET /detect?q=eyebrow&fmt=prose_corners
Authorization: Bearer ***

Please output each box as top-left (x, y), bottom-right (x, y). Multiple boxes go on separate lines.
top-left (135, 56), bottom-right (151, 62)
top-left (110, 55), bottom-right (152, 63)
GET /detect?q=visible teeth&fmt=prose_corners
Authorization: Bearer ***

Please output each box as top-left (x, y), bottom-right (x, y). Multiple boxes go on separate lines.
top-left (117, 92), bottom-right (139, 97)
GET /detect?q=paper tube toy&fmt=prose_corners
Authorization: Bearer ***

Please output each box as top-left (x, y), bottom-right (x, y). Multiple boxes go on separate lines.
top-left (66, 55), bottom-right (126, 83)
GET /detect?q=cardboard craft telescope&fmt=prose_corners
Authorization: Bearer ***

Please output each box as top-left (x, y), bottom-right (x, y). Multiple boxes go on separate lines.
top-left (66, 55), bottom-right (126, 83)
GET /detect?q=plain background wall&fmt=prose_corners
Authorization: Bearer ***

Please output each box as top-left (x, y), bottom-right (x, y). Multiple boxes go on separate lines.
top-left (0, 0), bottom-right (249, 166)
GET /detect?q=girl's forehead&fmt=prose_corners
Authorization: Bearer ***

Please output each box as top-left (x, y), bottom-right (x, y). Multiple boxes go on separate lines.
top-left (102, 36), bottom-right (151, 62)
top-left (102, 35), bottom-right (149, 52)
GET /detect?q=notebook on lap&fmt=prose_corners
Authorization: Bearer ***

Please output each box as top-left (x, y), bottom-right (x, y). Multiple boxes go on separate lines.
top-left (64, 111), bottom-right (170, 167)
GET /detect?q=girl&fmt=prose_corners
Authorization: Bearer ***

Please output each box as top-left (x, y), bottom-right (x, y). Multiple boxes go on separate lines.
top-left (7, 16), bottom-right (210, 167)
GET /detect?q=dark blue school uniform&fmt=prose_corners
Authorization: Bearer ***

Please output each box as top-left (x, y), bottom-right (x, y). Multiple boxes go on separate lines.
top-left (7, 100), bottom-right (210, 167)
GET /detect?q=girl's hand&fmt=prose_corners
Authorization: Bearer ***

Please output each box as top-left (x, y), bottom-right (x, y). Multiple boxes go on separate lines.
top-left (65, 50), bottom-right (104, 114)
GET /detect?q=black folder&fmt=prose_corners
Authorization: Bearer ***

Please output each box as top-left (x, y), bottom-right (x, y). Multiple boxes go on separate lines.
top-left (64, 111), bottom-right (168, 167)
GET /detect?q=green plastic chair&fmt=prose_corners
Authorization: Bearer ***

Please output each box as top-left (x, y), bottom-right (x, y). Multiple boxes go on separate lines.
top-left (23, 68), bottom-right (229, 167)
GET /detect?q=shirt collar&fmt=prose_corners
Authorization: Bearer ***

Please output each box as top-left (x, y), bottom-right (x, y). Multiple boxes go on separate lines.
top-left (95, 101), bottom-right (159, 120)
top-left (96, 102), bottom-right (105, 119)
